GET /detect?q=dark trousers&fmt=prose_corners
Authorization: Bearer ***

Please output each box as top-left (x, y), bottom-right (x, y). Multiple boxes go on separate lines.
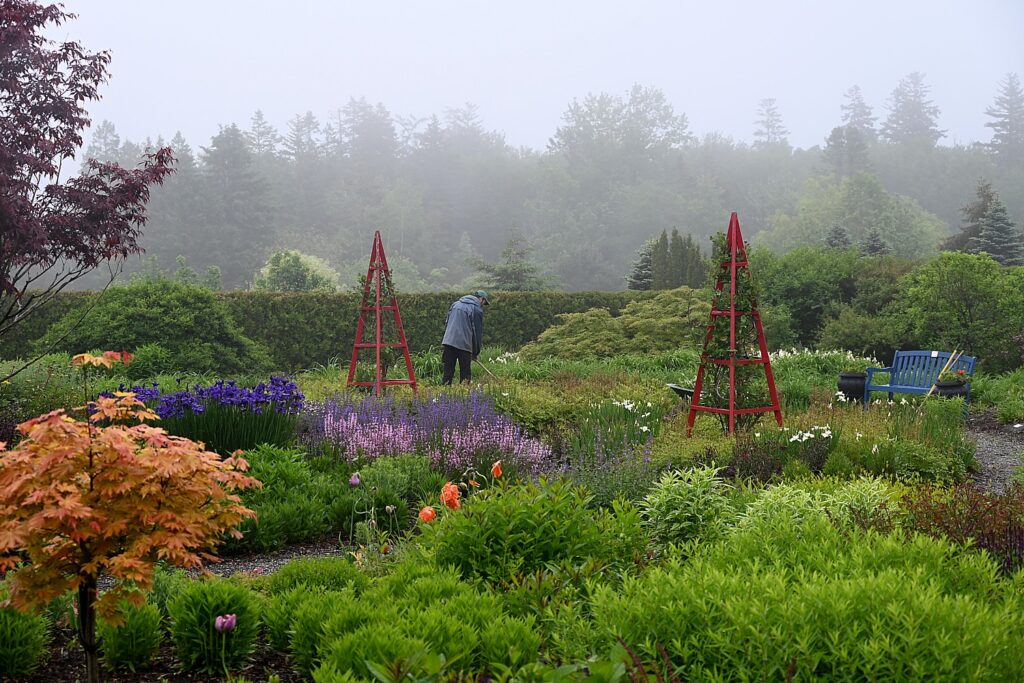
top-left (441, 344), bottom-right (472, 384)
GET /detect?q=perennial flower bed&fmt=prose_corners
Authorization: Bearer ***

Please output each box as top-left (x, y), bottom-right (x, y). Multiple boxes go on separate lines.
top-left (302, 391), bottom-right (552, 474)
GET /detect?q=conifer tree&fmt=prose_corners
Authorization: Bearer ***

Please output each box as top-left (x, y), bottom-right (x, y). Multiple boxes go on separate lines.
top-left (825, 224), bottom-right (852, 249)
top-left (626, 239), bottom-right (654, 290)
top-left (881, 72), bottom-right (944, 146)
top-left (651, 230), bottom-right (671, 289)
top-left (753, 98), bottom-right (790, 147)
top-left (822, 125), bottom-right (870, 178)
top-left (984, 72), bottom-right (1024, 165)
top-left (667, 228), bottom-right (685, 288)
top-left (944, 180), bottom-right (996, 252)
top-left (970, 193), bottom-right (1024, 266)
top-left (860, 227), bottom-right (891, 256)
top-left (840, 85), bottom-right (877, 142)
top-left (681, 233), bottom-right (705, 287)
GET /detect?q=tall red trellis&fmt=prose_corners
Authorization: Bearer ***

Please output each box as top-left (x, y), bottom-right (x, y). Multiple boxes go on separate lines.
top-left (346, 231), bottom-right (417, 396)
top-left (687, 212), bottom-right (782, 435)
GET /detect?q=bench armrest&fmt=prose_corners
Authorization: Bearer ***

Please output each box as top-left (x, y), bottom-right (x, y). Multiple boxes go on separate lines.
top-left (865, 366), bottom-right (892, 384)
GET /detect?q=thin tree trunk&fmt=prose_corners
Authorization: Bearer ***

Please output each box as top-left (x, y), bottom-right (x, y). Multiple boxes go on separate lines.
top-left (77, 578), bottom-right (100, 683)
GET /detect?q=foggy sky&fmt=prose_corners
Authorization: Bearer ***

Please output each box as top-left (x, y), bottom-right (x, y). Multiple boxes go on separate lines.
top-left (55, 0), bottom-right (1024, 152)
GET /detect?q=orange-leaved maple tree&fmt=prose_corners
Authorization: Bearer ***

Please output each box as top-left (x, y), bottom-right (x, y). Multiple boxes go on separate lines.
top-left (0, 368), bottom-right (260, 683)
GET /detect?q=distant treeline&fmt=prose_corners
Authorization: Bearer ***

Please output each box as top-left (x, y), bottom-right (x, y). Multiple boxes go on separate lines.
top-left (81, 74), bottom-right (1024, 291)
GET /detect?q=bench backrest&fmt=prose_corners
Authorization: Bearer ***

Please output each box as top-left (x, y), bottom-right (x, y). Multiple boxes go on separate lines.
top-left (892, 351), bottom-right (976, 387)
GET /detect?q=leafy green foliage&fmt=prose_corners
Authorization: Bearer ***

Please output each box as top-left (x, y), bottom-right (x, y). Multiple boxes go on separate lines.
top-left (0, 583), bottom-right (49, 678)
top-left (421, 480), bottom-right (646, 584)
top-left (168, 579), bottom-right (260, 674)
top-left (639, 467), bottom-right (735, 547)
top-left (254, 249), bottom-right (340, 292)
top-left (35, 280), bottom-right (273, 375)
top-left (98, 599), bottom-right (163, 672)
top-left (519, 288), bottom-right (709, 361)
top-left (904, 252), bottom-right (1024, 372)
top-left (267, 557), bottom-right (369, 596)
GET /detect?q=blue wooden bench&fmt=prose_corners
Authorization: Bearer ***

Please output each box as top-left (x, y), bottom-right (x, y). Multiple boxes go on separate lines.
top-left (864, 350), bottom-right (976, 405)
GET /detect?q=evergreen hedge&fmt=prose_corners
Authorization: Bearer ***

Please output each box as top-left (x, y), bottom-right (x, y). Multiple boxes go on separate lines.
top-left (1, 289), bottom-right (655, 371)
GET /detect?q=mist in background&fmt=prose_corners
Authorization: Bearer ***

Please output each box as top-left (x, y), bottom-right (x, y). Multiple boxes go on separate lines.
top-left (55, 0), bottom-right (1024, 291)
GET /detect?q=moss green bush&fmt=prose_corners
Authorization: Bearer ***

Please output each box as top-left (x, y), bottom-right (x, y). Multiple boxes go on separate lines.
top-left (34, 280), bottom-right (273, 375)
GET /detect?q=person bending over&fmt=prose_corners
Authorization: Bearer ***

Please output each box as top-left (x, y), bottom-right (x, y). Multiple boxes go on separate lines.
top-left (441, 290), bottom-right (489, 384)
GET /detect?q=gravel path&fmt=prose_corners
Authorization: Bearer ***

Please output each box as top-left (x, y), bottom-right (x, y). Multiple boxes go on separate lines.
top-left (195, 536), bottom-right (346, 578)
top-left (968, 412), bottom-right (1024, 494)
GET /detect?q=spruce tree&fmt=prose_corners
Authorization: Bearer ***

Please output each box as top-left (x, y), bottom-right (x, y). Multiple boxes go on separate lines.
top-left (651, 230), bottom-right (670, 289)
top-left (753, 98), bottom-right (789, 147)
top-left (881, 72), bottom-right (945, 146)
top-left (824, 224), bottom-right (852, 250)
top-left (626, 239), bottom-right (655, 290)
top-left (667, 228), bottom-right (685, 288)
top-left (944, 180), bottom-right (996, 252)
top-left (822, 125), bottom-right (870, 178)
top-left (860, 227), bottom-right (891, 256)
top-left (970, 194), bottom-right (1024, 266)
top-left (840, 85), bottom-right (877, 142)
top-left (682, 233), bottom-right (705, 287)
top-left (984, 72), bottom-right (1024, 165)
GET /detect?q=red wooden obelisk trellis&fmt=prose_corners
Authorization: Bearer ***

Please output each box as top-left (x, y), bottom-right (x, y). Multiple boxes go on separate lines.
top-left (687, 212), bottom-right (782, 435)
top-left (346, 231), bottom-right (417, 396)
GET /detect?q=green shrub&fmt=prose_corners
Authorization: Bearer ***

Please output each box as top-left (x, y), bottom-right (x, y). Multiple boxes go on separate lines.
top-left (268, 557), bottom-right (368, 595)
top-left (168, 578), bottom-right (260, 674)
top-left (98, 599), bottom-right (163, 672)
top-left (0, 585), bottom-right (49, 678)
top-left (639, 467), bottom-right (735, 547)
top-left (422, 479), bottom-right (639, 584)
top-left (316, 624), bottom-right (433, 681)
top-left (125, 342), bottom-right (176, 380)
top-left (290, 589), bottom-right (373, 674)
top-left (35, 280), bottom-right (273, 375)
top-left (478, 616), bottom-right (541, 673)
top-left (149, 566), bottom-right (189, 620)
top-left (519, 288), bottom-right (710, 361)
top-left (264, 587), bottom-right (319, 653)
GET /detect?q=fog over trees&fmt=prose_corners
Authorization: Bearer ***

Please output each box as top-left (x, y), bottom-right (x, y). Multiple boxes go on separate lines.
top-left (80, 72), bottom-right (1023, 292)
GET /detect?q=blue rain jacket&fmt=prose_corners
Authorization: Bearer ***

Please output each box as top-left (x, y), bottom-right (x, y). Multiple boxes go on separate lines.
top-left (442, 295), bottom-right (484, 356)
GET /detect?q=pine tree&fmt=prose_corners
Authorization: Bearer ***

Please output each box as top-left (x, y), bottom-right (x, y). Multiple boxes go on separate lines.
top-left (984, 72), bottom-right (1024, 165)
top-left (681, 233), bottom-right (706, 287)
top-left (471, 233), bottom-right (549, 291)
top-left (651, 230), bottom-right (671, 289)
top-left (822, 125), bottom-right (870, 177)
top-left (824, 224), bottom-right (852, 249)
top-left (840, 85), bottom-right (877, 142)
top-left (860, 227), bottom-right (891, 256)
top-left (969, 193), bottom-right (1024, 266)
top-left (944, 180), bottom-right (996, 252)
top-left (84, 120), bottom-right (121, 162)
top-left (881, 72), bottom-right (945, 146)
top-left (667, 228), bottom-right (685, 288)
top-left (246, 110), bottom-right (281, 160)
top-left (753, 98), bottom-right (790, 147)
top-left (626, 239), bottom-right (655, 290)
top-left (282, 111), bottom-right (322, 161)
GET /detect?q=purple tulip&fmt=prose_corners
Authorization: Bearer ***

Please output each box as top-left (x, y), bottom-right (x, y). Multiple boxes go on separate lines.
top-left (349, 472), bottom-right (361, 488)
top-left (214, 613), bottom-right (237, 633)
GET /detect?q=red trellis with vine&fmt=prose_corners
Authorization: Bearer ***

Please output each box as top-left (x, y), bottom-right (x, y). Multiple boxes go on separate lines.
top-left (346, 231), bottom-right (417, 396)
top-left (687, 212), bottom-right (782, 435)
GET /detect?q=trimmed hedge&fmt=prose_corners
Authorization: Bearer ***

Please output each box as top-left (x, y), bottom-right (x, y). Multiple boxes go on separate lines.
top-left (1, 290), bottom-right (655, 371)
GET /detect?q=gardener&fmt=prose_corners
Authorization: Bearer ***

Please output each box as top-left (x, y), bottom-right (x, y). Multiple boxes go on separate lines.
top-left (441, 290), bottom-right (489, 384)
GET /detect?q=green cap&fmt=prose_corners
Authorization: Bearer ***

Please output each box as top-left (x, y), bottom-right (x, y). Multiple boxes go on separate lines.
top-left (474, 290), bottom-right (491, 305)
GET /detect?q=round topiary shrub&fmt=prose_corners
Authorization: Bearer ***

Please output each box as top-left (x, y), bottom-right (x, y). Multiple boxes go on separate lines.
top-left (36, 279), bottom-right (273, 375)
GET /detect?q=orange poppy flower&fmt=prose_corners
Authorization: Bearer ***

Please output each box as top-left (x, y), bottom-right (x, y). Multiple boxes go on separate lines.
top-left (491, 461), bottom-right (502, 478)
top-left (440, 482), bottom-right (461, 509)
top-left (418, 506), bottom-right (436, 522)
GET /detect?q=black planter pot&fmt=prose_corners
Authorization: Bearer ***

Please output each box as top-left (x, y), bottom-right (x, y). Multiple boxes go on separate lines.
top-left (934, 380), bottom-right (968, 399)
top-left (837, 372), bottom-right (867, 402)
